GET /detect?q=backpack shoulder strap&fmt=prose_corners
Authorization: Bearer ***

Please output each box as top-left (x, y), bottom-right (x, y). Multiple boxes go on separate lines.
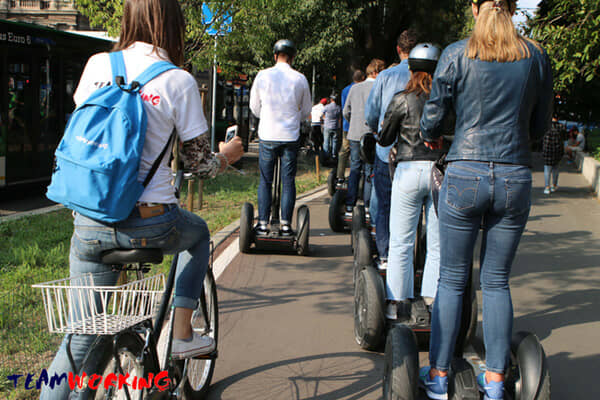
top-left (109, 51), bottom-right (128, 84)
top-left (134, 61), bottom-right (179, 88)
top-left (143, 131), bottom-right (176, 188)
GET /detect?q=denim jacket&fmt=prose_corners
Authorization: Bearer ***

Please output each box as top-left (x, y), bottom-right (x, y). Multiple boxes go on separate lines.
top-left (365, 59), bottom-right (411, 163)
top-left (420, 39), bottom-right (553, 166)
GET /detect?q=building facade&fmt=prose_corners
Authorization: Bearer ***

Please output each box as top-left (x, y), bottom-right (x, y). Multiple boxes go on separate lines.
top-left (0, 0), bottom-right (92, 31)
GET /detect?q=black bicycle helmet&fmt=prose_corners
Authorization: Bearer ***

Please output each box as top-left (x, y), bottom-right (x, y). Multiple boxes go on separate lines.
top-left (273, 39), bottom-right (297, 58)
top-left (360, 133), bottom-right (377, 165)
top-left (408, 43), bottom-right (441, 74)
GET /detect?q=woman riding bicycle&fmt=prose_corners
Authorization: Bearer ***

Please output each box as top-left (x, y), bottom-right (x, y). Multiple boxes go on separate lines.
top-left (378, 43), bottom-right (445, 321)
top-left (418, 1), bottom-right (553, 399)
top-left (41, 0), bottom-right (243, 398)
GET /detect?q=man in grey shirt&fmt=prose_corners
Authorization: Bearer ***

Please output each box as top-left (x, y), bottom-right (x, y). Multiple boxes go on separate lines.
top-left (322, 95), bottom-right (341, 159)
top-left (343, 58), bottom-right (385, 216)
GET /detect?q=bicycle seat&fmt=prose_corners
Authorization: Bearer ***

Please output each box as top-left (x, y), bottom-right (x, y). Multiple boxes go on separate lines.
top-left (101, 249), bottom-right (164, 265)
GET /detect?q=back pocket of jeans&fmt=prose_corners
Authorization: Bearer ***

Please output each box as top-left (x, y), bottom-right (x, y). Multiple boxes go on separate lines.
top-left (505, 177), bottom-right (532, 214)
top-left (129, 226), bottom-right (179, 249)
top-left (445, 173), bottom-right (480, 211)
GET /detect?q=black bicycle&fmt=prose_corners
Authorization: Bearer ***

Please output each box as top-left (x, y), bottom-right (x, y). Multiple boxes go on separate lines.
top-left (35, 172), bottom-right (218, 400)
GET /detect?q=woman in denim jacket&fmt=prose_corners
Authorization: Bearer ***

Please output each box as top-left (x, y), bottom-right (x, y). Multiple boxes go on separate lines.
top-left (418, 1), bottom-right (553, 399)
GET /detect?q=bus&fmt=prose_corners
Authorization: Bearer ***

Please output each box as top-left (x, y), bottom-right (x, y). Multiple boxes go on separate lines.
top-left (0, 19), bottom-right (112, 191)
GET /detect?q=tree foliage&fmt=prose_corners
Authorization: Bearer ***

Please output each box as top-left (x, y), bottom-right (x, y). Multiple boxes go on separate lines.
top-left (73, 1), bottom-right (468, 96)
top-left (529, 0), bottom-right (600, 120)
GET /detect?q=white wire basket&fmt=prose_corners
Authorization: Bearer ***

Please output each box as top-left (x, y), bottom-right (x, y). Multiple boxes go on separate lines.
top-left (32, 273), bottom-right (165, 335)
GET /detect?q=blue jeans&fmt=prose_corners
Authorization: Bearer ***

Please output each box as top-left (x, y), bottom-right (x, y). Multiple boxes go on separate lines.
top-left (374, 156), bottom-right (392, 259)
top-left (258, 140), bottom-right (299, 225)
top-left (429, 161), bottom-right (531, 374)
top-left (41, 206), bottom-right (211, 399)
top-left (323, 128), bottom-right (339, 158)
top-left (387, 161), bottom-right (440, 301)
top-left (346, 140), bottom-right (372, 207)
top-left (544, 164), bottom-right (560, 188)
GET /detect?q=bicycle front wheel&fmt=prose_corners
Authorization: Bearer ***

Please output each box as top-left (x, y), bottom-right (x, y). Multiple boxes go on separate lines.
top-left (184, 269), bottom-right (219, 399)
top-left (83, 332), bottom-right (152, 400)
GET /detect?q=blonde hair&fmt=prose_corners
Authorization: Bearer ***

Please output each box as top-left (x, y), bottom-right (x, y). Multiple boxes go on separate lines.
top-left (467, 0), bottom-right (539, 62)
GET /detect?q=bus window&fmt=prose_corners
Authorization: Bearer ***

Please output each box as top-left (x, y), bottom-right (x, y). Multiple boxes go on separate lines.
top-left (40, 58), bottom-right (59, 152)
top-left (7, 58), bottom-right (34, 183)
top-left (7, 61), bottom-right (32, 153)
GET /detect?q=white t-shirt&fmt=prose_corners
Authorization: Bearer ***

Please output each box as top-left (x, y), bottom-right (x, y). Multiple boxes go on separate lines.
top-left (249, 62), bottom-right (312, 142)
top-left (74, 42), bottom-right (208, 204)
top-left (311, 103), bottom-right (324, 125)
top-left (576, 133), bottom-right (586, 150)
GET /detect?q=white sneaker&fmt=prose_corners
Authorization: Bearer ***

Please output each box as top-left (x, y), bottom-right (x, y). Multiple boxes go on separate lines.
top-left (386, 302), bottom-right (398, 320)
top-left (543, 187), bottom-right (550, 195)
top-left (550, 185), bottom-right (558, 193)
top-left (377, 259), bottom-right (388, 271)
top-left (172, 331), bottom-right (216, 360)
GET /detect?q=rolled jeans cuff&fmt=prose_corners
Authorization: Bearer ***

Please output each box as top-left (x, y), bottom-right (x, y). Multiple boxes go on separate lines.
top-left (173, 295), bottom-right (198, 310)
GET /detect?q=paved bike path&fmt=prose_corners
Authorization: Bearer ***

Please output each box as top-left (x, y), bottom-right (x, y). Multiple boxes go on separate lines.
top-left (207, 158), bottom-right (600, 400)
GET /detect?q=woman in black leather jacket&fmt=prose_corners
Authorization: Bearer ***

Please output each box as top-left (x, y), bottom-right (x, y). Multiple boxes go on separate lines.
top-left (418, 1), bottom-right (553, 399)
top-left (378, 43), bottom-right (446, 322)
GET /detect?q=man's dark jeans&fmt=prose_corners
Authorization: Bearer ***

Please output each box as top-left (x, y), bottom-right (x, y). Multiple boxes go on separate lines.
top-left (374, 156), bottom-right (392, 259)
top-left (258, 140), bottom-right (299, 225)
top-left (346, 140), bottom-right (371, 207)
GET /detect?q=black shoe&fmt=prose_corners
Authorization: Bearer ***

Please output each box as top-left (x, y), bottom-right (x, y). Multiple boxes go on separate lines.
top-left (280, 224), bottom-right (294, 236)
top-left (255, 224), bottom-right (269, 235)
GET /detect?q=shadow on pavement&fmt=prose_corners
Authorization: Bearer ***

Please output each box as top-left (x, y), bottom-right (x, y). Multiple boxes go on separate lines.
top-left (207, 352), bottom-right (383, 400)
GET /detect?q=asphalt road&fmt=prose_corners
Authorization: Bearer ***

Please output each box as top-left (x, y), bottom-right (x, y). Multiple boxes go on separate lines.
top-left (207, 159), bottom-right (600, 400)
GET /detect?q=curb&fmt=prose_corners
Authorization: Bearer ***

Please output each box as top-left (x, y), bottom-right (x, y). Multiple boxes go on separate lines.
top-left (574, 151), bottom-right (600, 197)
top-left (0, 204), bottom-right (65, 223)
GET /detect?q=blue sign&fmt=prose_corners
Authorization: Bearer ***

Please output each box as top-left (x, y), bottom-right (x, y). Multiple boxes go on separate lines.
top-left (202, 4), bottom-right (232, 36)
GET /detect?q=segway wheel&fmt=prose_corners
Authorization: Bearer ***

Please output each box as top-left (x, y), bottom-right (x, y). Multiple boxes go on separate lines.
top-left (382, 325), bottom-right (419, 400)
top-left (327, 169), bottom-right (337, 196)
top-left (354, 267), bottom-right (385, 351)
top-left (239, 203), bottom-right (254, 253)
top-left (505, 331), bottom-right (551, 400)
top-left (328, 190), bottom-right (346, 233)
top-left (448, 358), bottom-right (479, 400)
top-left (296, 205), bottom-right (310, 256)
top-left (355, 227), bottom-right (373, 269)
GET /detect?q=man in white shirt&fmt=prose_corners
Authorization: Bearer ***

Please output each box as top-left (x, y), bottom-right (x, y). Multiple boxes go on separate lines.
top-left (310, 98), bottom-right (327, 151)
top-left (249, 39), bottom-right (312, 235)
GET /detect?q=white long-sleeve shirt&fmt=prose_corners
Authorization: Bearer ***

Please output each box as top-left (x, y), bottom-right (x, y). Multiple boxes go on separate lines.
top-left (249, 62), bottom-right (312, 142)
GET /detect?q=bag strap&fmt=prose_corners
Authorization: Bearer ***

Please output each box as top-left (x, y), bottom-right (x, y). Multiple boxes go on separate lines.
top-left (109, 51), bottom-right (128, 84)
top-left (134, 61), bottom-right (178, 88)
top-left (143, 131), bottom-right (176, 188)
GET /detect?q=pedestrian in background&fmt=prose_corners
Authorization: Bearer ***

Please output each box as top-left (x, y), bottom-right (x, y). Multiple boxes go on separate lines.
top-left (322, 94), bottom-right (341, 160)
top-left (543, 115), bottom-right (565, 194)
top-left (310, 98), bottom-right (327, 151)
top-left (337, 70), bottom-right (366, 186)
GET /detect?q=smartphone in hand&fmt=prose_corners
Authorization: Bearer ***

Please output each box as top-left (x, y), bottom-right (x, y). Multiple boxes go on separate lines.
top-left (225, 125), bottom-right (238, 143)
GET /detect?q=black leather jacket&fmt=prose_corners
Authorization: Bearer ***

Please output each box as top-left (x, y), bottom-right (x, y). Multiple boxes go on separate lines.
top-left (420, 39), bottom-right (553, 166)
top-left (379, 91), bottom-right (446, 162)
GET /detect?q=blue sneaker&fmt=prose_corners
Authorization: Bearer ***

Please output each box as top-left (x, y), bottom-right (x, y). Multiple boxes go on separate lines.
top-left (419, 366), bottom-right (448, 400)
top-left (477, 373), bottom-right (504, 400)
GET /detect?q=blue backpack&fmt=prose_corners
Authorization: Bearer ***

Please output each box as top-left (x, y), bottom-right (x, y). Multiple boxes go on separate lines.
top-left (47, 51), bottom-right (178, 222)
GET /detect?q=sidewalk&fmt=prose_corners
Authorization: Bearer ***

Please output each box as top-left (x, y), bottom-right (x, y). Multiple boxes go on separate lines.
top-left (206, 155), bottom-right (600, 400)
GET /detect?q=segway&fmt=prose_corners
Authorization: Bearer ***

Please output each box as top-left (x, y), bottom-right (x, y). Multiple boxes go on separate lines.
top-left (383, 240), bottom-right (551, 400)
top-left (239, 156), bottom-right (310, 256)
top-left (353, 205), bottom-right (479, 350)
top-left (329, 133), bottom-right (377, 234)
